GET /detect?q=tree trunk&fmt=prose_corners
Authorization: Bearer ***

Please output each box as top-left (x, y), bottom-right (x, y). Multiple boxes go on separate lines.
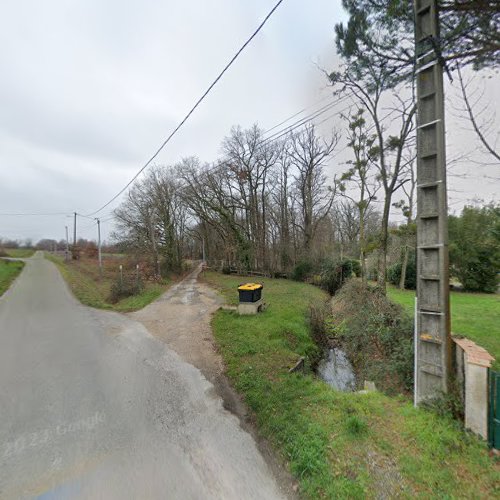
top-left (377, 198), bottom-right (391, 291)
top-left (359, 203), bottom-right (366, 283)
top-left (399, 244), bottom-right (409, 289)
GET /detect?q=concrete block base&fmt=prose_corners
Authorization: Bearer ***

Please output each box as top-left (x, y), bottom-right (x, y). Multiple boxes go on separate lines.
top-left (238, 299), bottom-right (263, 315)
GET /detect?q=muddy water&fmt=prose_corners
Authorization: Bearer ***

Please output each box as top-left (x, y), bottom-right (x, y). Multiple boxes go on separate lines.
top-left (317, 348), bottom-right (356, 392)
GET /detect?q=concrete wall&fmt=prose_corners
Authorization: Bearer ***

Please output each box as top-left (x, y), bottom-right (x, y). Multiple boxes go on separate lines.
top-left (464, 362), bottom-right (489, 439)
top-left (453, 337), bottom-right (494, 441)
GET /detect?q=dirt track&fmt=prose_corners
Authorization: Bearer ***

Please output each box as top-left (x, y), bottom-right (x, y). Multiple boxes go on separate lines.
top-left (131, 265), bottom-right (298, 497)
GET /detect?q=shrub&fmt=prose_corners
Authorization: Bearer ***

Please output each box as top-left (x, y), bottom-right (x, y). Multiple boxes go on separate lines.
top-left (109, 276), bottom-right (144, 303)
top-left (343, 259), bottom-right (361, 277)
top-left (291, 260), bottom-right (314, 281)
top-left (308, 301), bottom-right (332, 350)
top-left (319, 259), bottom-right (356, 295)
top-left (388, 250), bottom-right (416, 290)
top-left (329, 280), bottom-right (414, 394)
top-left (449, 204), bottom-right (500, 293)
top-left (421, 387), bottom-right (464, 421)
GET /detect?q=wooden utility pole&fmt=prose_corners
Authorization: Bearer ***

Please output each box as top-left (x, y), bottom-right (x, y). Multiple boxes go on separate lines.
top-left (414, 0), bottom-right (452, 403)
top-left (73, 212), bottom-right (77, 246)
top-left (65, 225), bottom-right (70, 261)
top-left (96, 218), bottom-right (102, 278)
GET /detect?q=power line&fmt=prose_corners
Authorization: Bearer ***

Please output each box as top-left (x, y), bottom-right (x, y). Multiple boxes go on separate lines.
top-left (75, 212), bottom-right (95, 220)
top-left (259, 94), bottom-right (351, 145)
top-left (0, 212), bottom-right (70, 216)
top-left (85, 0), bottom-right (288, 217)
top-left (262, 93), bottom-right (337, 135)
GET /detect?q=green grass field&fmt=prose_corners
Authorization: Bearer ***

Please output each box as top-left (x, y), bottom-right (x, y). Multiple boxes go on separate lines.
top-left (388, 286), bottom-right (500, 369)
top-left (204, 272), bottom-right (499, 499)
top-left (0, 259), bottom-right (25, 296)
top-left (45, 253), bottom-right (169, 312)
top-left (3, 248), bottom-right (35, 258)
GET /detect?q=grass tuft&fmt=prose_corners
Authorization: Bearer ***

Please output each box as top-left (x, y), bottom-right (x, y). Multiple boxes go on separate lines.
top-left (345, 415), bottom-right (368, 437)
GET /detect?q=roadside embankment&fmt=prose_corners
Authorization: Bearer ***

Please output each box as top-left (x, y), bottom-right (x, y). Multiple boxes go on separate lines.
top-left (204, 271), bottom-right (500, 499)
top-left (44, 253), bottom-right (170, 312)
top-left (0, 259), bottom-right (25, 297)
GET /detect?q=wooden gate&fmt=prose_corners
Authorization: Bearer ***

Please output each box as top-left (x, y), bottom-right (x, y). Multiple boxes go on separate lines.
top-left (489, 370), bottom-right (500, 449)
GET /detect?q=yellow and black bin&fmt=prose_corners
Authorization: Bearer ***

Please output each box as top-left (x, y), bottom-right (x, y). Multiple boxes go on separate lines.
top-left (237, 283), bottom-right (263, 303)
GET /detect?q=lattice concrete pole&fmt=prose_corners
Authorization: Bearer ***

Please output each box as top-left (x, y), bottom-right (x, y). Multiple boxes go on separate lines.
top-left (414, 0), bottom-right (452, 403)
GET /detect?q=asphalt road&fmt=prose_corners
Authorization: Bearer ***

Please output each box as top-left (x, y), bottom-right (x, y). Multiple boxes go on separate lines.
top-left (0, 253), bottom-right (285, 499)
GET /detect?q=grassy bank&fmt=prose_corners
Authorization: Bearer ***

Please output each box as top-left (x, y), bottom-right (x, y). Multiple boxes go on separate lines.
top-left (45, 253), bottom-right (169, 312)
top-left (388, 286), bottom-right (500, 369)
top-left (2, 248), bottom-right (35, 258)
top-left (204, 272), bottom-right (499, 499)
top-left (0, 259), bottom-right (25, 296)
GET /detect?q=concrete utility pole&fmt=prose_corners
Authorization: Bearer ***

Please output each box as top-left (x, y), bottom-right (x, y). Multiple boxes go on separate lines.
top-left (73, 212), bottom-right (77, 247)
top-left (96, 218), bottom-right (102, 278)
top-left (414, 0), bottom-right (452, 403)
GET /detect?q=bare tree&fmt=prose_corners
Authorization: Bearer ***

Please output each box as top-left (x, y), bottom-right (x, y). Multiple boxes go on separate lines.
top-left (114, 167), bottom-right (188, 276)
top-left (222, 124), bottom-right (279, 270)
top-left (288, 124), bottom-right (339, 256)
top-left (456, 67), bottom-right (500, 163)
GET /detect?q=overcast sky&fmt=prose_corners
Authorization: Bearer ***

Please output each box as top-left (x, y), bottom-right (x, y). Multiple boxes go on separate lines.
top-left (0, 0), bottom-right (498, 244)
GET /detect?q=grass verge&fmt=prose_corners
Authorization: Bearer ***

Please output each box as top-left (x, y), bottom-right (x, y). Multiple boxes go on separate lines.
top-left (0, 259), bottom-right (25, 296)
top-left (45, 253), bottom-right (169, 312)
top-left (388, 286), bottom-right (500, 370)
top-left (2, 248), bottom-right (35, 258)
top-left (204, 271), bottom-right (499, 499)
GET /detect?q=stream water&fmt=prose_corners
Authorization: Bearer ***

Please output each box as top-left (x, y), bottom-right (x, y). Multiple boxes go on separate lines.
top-left (317, 348), bottom-right (356, 392)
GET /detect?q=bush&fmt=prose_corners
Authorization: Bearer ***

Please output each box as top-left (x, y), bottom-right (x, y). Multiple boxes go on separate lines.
top-left (329, 280), bottom-right (414, 394)
top-left (343, 259), bottom-right (361, 277)
top-left (388, 251), bottom-right (416, 290)
top-left (291, 260), bottom-right (314, 281)
top-left (84, 242), bottom-right (98, 258)
top-left (308, 302), bottom-right (332, 350)
top-left (319, 259), bottom-right (356, 295)
top-left (449, 204), bottom-right (500, 293)
top-left (109, 276), bottom-right (144, 303)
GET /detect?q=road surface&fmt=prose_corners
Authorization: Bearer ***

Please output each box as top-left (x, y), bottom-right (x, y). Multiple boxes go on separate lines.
top-left (0, 253), bottom-right (285, 499)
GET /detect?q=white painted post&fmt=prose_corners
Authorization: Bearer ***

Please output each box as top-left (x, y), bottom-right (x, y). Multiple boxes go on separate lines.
top-left (414, 297), bottom-right (418, 407)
